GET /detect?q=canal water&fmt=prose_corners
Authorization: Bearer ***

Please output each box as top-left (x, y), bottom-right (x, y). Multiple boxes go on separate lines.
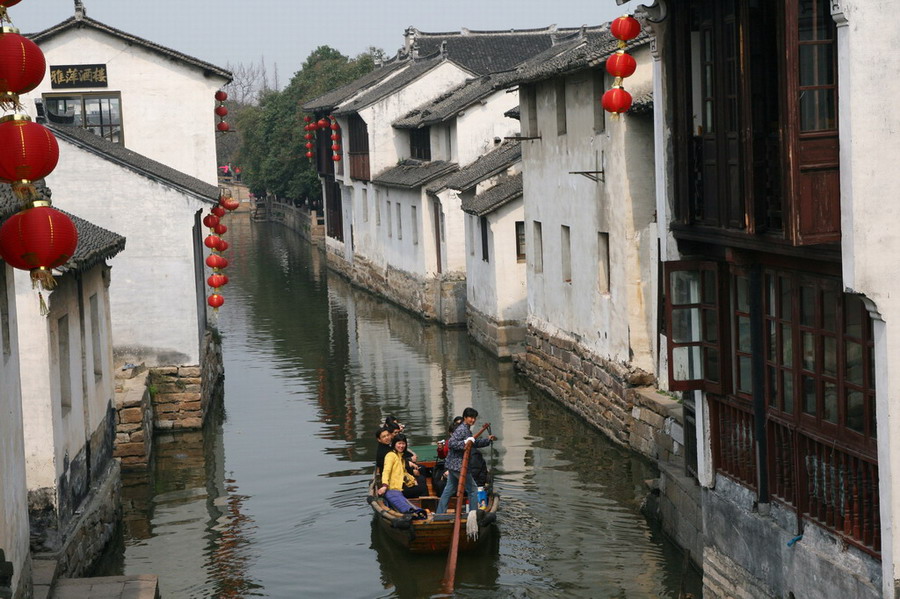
top-left (95, 215), bottom-right (702, 598)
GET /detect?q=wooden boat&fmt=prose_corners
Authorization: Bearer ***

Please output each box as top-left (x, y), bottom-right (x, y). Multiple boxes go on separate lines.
top-left (367, 458), bottom-right (499, 554)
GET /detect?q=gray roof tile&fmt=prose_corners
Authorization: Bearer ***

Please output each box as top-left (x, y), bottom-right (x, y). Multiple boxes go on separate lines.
top-left (303, 59), bottom-right (407, 112)
top-left (461, 172), bottom-right (523, 216)
top-left (431, 141), bottom-right (521, 193)
top-left (47, 124), bottom-right (220, 204)
top-left (372, 160), bottom-right (458, 189)
top-left (333, 57), bottom-right (449, 116)
top-left (394, 72), bottom-right (516, 129)
top-left (29, 16), bottom-right (231, 80)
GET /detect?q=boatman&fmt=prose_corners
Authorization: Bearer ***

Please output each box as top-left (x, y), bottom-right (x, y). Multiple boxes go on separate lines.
top-left (436, 407), bottom-right (497, 514)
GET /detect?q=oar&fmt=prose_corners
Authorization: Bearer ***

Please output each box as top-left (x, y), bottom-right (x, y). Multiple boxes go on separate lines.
top-left (440, 421), bottom-right (490, 595)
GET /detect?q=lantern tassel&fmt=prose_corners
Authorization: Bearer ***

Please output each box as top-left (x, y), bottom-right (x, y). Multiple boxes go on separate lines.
top-left (31, 268), bottom-right (57, 291)
top-left (0, 7), bottom-right (10, 24)
top-left (38, 292), bottom-right (49, 317)
top-left (0, 94), bottom-right (24, 113)
top-left (12, 182), bottom-right (39, 203)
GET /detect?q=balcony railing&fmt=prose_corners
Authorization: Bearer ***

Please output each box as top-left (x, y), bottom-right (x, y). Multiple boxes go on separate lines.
top-left (710, 397), bottom-right (757, 488)
top-left (348, 152), bottom-right (369, 181)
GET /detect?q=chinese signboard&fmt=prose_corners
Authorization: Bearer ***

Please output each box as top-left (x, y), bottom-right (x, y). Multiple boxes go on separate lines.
top-left (49, 64), bottom-right (108, 89)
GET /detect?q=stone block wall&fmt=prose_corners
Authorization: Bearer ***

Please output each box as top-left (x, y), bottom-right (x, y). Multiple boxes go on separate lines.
top-left (465, 302), bottom-right (525, 359)
top-left (114, 370), bottom-right (153, 469)
top-left (268, 202), bottom-right (325, 243)
top-left (326, 249), bottom-right (467, 326)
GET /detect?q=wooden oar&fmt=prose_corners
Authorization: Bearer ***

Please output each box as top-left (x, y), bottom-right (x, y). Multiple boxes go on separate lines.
top-left (440, 421), bottom-right (490, 595)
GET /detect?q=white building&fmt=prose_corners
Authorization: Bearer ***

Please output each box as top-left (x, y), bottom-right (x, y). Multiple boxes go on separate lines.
top-left (24, 1), bottom-right (231, 186)
top-left (503, 30), bottom-right (659, 441)
top-left (0, 194), bottom-right (30, 599)
top-left (15, 189), bottom-right (126, 576)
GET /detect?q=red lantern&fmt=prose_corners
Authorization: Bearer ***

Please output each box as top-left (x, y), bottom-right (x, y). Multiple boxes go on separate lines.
top-left (206, 254), bottom-right (226, 269)
top-left (218, 239), bottom-right (229, 252)
top-left (305, 142), bottom-right (313, 149)
top-left (0, 115), bottom-right (59, 199)
top-left (611, 15), bottom-right (641, 42)
top-left (0, 203), bottom-right (78, 289)
top-left (602, 87), bottom-right (633, 115)
top-left (331, 144), bottom-right (341, 152)
top-left (317, 118), bottom-right (328, 129)
top-left (214, 105), bottom-right (228, 117)
top-left (204, 234), bottom-right (221, 249)
top-left (207, 274), bottom-right (227, 289)
top-left (330, 122), bottom-right (340, 131)
top-left (220, 274), bottom-right (229, 285)
top-left (224, 197), bottom-right (240, 211)
top-left (605, 51), bottom-right (637, 79)
top-left (332, 154), bottom-right (342, 162)
top-left (330, 133), bottom-right (339, 141)
top-left (207, 294), bottom-right (224, 310)
top-left (216, 121), bottom-right (230, 132)
top-left (305, 151), bottom-right (314, 159)
top-left (211, 205), bottom-right (226, 218)
top-left (202, 214), bottom-right (219, 228)
top-left (213, 223), bottom-right (227, 235)
top-left (215, 90), bottom-right (228, 102)
top-left (0, 30), bottom-right (47, 108)
top-left (304, 115), bottom-right (312, 123)
top-left (304, 133), bottom-right (313, 140)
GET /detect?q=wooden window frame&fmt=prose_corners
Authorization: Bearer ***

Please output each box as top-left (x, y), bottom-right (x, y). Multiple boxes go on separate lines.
top-left (480, 216), bottom-right (489, 262)
top-left (409, 127), bottom-right (431, 161)
top-left (515, 221), bottom-right (526, 263)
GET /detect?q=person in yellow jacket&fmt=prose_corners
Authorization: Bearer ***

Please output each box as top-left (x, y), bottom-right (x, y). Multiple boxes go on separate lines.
top-left (377, 434), bottom-right (428, 519)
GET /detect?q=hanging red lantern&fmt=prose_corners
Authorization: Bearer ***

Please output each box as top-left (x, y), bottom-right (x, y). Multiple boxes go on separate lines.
top-left (305, 151), bottom-right (314, 159)
top-left (0, 203), bottom-right (78, 289)
top-left (211, 205), bottom-right (226, 218)
top-left (207, 294), bottom-right (224, 310)
top-left (202, 214), bottom-right (219, 228)
top-left (204, 234), bottom-right (221, 249)
top-left (602, 86), bottom-right (633, 115)
top-left (332, 154), bottom-right (342, 162)
top-left (611, 15), bottom-right (641, 43)
top-left (330, 133), bottom-right (340, 141)
top-left (214, 105), bottom-right (228, 117)
top-left (605, 51), bottom-right (637, 79)
top-left (304, 133), bottom-right (313, 140)
top-left (224, 197), bottom-right (240, 211)
top-left (330, 122), bottom-right (340, 131)
top-left (206, 254), bottom-right (226, 269)
top-left (213, 223), bottom-right (227, 235)
top-left (331, 144), bottom-right (341, 152)
top-left (217, 239), bottom-right (229, 252)
top-left (317, 118), bottom-right (328, 129)
top-left (207, 273), bottom-right (227, 289)
top-left (220, 274), bottom-right (229, 286)
top-left (215, 90), bottom-right (228, 102)
top-left (305, 142), bottom-right (313, 149)
top-left (0, 115), bottom-right (60, 200)
top-left (0, 29), bottom-right (47, 110)
top-left (216, 121), bottom-right (230, 132)
top-left (304, 115), bottom-right (312, 123)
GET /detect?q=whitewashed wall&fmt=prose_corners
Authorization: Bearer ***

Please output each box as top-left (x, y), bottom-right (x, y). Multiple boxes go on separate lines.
top-left (24, 26), bottom-right (227, 186)
top-left (465, 199), bottom-right (527, 323)
top-left (523, 44), bottom-right (657, 374)
top-left (0, 265), bottom-right (29, 596)
top-left (45, 140), bottom-right (211, 366)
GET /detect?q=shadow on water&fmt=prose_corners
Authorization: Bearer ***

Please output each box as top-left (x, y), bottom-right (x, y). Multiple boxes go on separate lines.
top-left (92, 217), bottom-right (701, 598)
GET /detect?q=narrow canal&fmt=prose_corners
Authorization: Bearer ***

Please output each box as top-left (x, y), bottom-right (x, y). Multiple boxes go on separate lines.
top-left (95, 214), bottom-right (702, 598)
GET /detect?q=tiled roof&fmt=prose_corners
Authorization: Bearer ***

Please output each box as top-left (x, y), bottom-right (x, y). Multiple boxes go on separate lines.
top-left (504, 105), bottom-right (520, 120)
top-left (408, 26), bottom-right (606, 76)
top-left (47, 124), bottom-right (220, 204)
top-left (461, 172), bottom-right (523, 216)
top-left (372, 160), bottom-right (458, 189)
top-left (0, 184), bottom-right (126, 273)
top-left (630, 91), bottom-right (654, 115)
top-left (29, 16), bottom-right (231, 81)
top-left (502, 28), bottom-right (651, 87)
top-left (431, 140), bottom-right (521, 193)
top-left (303, 59), bottom-right (407, 112)
top-left (394, 72), bottom-right (515, 129)
top-left (333, 56), bottom-right (451, 116)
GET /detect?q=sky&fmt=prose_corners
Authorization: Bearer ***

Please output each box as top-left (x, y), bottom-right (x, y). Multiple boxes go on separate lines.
top-left (10, 0), bottom-right (631, 83)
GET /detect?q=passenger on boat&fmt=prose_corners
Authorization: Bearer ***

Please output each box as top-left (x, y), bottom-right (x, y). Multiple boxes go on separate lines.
top-left (384, 416), bottom-right (417, 462)
top-left (377, 434), bottom-right (428, 520)
top-left (436, 408), bottom-right (497, 514)
top-left (434, 417), bottom-right (488, 495)
top-left (375, 427), bottom-right (393, 473)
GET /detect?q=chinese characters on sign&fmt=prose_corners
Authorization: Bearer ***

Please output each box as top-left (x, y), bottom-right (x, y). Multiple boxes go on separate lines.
top-left (49, 64), bottom-right (108, 89)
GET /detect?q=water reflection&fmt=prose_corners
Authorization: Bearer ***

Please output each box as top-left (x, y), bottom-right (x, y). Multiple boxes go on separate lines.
top-left (95, 217), bottom-right (700, 598)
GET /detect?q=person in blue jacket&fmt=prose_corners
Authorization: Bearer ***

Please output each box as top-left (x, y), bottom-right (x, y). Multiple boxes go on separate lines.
top-left (436, 407), bottom-right (497, 514)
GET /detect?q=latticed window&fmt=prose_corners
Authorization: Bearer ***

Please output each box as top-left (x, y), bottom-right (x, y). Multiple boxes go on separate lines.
top-left (44, 93), bottom-right (123, 143)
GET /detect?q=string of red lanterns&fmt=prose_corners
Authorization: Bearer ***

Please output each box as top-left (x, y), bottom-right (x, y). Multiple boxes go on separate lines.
top-left (204, 191), bottom-right (239, 312)
top-left (303, 115), bottom-right (315, 161)
top-left (215, 90), bottom-right (229, 132)
top-left (602, 15), bottom-right (641, 117)
top-left (0, 4), bottom-right (78, 306)
top-left (328, 116), bottom-right (341, 162)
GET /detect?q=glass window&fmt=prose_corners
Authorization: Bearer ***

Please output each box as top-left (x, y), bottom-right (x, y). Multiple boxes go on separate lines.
top-left (45, 93), bottom-right (123, 143)
top-left (515, 221), bottom-right (526, 262)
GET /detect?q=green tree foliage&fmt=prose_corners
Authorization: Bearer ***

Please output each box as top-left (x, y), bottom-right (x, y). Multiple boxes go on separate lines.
top-left (236, 46), bottom-right (379, 204)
